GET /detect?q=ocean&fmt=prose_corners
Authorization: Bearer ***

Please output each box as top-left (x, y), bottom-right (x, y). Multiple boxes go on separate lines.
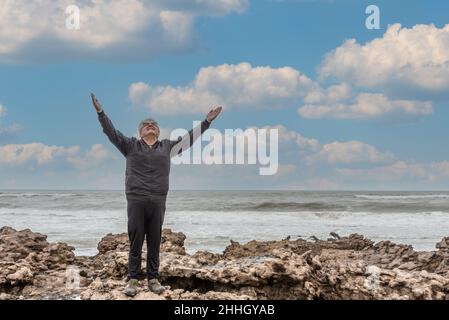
top-left (0, 190), bottom-right (448, 256)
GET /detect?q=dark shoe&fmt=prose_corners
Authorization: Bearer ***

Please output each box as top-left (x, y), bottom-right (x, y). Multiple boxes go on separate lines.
top-left (148, 278), bottom-right (165, 294)
top-left (123, 279), bottom-right (139, 297)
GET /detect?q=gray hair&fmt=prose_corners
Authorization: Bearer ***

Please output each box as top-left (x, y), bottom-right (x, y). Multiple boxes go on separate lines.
top-left (138, 118), bottom-right (159, 135)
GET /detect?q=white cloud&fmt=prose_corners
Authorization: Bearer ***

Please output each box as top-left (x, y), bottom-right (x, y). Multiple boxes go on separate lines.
top-left (0, 104), bottom-right (6, 118)
top-left (303, 83), bottom-right (352, 105)
top-left (171, 122), bottom-right (389, 168)
top-left (3, 129), bottom-right (448, 190)
top-left (0, 143), bottom-right (111, 168)
top-left (337, 160), bottom-right (449, 184)
top-left (319, 23), bottom-right (449, 94)
top-left (67, 144), bottom-right (111, 170)
top-left (151, 0), bottom-right (249, 16)
top-left (0, 0), bottom-right (249, 63)
top-left (0, 143), bottom-right (79, 165)
top-left (129, 62), bottom-right (315, 115)
top-left (0, 104), bottom-right (23, 137)
top-left (130, 60), bottom-right (434, 120)
top-left (183, 123), bottom-right (390, 166)
top-left (190, 124), bottom-right (319, 165)
top-left (299, 91), bottom-right (433, 120)
top-left (0, 123), bottom-right (23, 137)
top-left (262, 124), bottom-right (320, 152)
top-left (306, 141), bottom-right (394, 165)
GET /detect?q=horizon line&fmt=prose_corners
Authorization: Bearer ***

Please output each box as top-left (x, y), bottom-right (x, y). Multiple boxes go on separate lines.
top-left (1, 189), bottom-right (449, 192)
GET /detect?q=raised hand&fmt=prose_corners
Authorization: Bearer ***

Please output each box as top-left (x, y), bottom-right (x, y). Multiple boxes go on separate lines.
top-left (207, 106), bottom-right (223, 123)
top-left (90, 93), bottom-right (103, 113)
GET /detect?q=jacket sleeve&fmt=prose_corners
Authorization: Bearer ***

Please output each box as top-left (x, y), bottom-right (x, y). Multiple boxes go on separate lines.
top-left (169, 119), bottom-right (211, 158)
top-left (97, 111), bottom-right (133, 157)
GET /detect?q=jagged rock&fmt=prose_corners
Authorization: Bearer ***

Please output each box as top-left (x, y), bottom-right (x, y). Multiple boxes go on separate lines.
top-left (97, 233), bottom-right (128, 254)
top-left (1, 226), bottom-right (449, 300)
top-left (96, 229), bottom-right (186, 256)
top-left (0, 227), bottom-right (80, 299)
top-left (436, 237), bottom-right (449, 251)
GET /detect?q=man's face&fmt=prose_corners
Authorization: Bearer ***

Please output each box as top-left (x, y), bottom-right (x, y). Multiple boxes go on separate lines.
top-left (140, 121), bottom-right (160, 139)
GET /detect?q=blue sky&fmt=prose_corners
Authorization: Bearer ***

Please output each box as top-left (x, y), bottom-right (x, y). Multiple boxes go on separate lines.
top-left (1, 0), bottom-right (449, 190)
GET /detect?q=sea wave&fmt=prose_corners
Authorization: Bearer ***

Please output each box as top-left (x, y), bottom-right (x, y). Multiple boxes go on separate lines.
top-left (0, 208), bottom-right (124, 217)
top-left (241, 202), bottom-right (347, 211)
top-left (354, 194), bottom-right (449, 200)
top-left (0, 193), bottom-right (83, 199)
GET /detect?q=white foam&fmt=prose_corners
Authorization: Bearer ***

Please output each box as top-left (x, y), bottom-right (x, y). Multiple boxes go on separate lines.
top-left (0, 208), bottom-right (124, 216)
top-left (354, 194), bottom-right (449, 200)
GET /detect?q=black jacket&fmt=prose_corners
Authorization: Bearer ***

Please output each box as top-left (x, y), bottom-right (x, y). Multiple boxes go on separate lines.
top-left (98, 111), bottom-right (210, 197)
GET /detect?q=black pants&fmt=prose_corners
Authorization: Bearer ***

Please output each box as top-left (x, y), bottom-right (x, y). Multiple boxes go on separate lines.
top-left (126, 195), bottom-right (166, 280)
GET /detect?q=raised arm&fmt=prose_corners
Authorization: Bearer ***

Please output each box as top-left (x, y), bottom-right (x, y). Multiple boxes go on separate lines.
top-left (91, 93), bottom-right (133, 157)
top-left (170, 106), bottom-right (222, 157)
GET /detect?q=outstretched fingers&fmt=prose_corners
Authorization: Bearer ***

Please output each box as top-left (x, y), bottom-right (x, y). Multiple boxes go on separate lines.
top-left (90, 93), bottom-right (103, 112)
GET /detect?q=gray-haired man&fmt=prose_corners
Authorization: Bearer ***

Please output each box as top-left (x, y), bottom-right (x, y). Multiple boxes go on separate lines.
top-left (90, 93), bottom-right (222, 297)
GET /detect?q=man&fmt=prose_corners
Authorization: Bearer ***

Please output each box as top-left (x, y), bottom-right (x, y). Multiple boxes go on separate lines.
top-left (90, 93), bottom-right (222, 297)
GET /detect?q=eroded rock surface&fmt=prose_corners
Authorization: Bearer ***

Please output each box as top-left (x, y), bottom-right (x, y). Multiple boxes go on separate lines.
top-left (1, 226), bottom-right (449, 300)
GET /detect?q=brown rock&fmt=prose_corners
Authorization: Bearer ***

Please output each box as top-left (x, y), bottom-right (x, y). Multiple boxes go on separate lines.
top-left (1, 227), bottom-right (449, 300)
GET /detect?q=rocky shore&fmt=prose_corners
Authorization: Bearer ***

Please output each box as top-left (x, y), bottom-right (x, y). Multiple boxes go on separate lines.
top-left (1, 226), bottom-right (449, 300)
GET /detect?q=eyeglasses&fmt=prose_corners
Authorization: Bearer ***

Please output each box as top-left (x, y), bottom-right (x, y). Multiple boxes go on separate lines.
top-left (142, 122), bottom-right (159, 127)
